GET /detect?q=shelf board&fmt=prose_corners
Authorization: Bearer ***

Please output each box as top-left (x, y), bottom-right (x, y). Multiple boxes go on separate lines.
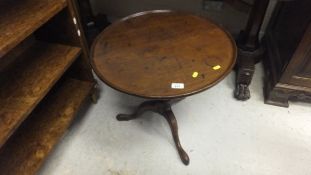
top-left (0, 0), bottom-right (67, 57)
top-left (0, 42), bottom-right (81, 148)
top-left (0, 78), bottom-right (94, 175)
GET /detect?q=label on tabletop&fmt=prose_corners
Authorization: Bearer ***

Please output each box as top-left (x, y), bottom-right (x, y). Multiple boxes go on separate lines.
top-left (192, 71), bottom-right (199, 78)
top-left (171, 83), bottom-right (185, 89)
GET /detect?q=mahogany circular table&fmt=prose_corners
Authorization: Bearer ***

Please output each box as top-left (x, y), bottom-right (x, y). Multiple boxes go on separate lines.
top-left (91, 10), bottom-right (236, 165)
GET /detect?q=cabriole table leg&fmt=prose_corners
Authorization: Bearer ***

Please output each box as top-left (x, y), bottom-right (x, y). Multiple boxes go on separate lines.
top-left (116, 100), bottom-right (190, 165)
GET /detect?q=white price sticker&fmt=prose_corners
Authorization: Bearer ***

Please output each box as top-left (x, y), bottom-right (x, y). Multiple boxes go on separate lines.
top-left (171, 83), bottom-right (184, 89)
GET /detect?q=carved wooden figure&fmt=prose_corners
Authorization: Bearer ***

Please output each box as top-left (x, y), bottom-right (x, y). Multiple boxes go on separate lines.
top-left (234, 0), bottom-right (270, 100)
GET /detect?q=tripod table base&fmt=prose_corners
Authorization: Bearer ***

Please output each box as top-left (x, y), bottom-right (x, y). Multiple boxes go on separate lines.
top-left (116, 100), bottom-right (190, 165)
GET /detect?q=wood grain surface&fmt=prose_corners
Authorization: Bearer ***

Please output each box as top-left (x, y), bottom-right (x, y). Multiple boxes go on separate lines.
top-left (0, 78), bottom-right (94, 175)
top-left (0, 0), bottom-right (67, 57)
top-left (0, 42), bottom-right (81, 148)
top-left (91, 10), bottom-right (236, 99)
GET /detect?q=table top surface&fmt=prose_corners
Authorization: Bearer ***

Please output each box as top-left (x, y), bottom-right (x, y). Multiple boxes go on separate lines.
top-left (91, 10), bottom-right (236, 99)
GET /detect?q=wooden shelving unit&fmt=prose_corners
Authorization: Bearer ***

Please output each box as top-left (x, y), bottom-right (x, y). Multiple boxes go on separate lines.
top-left (0, 0), bottom-right (67, 57)
top-left (0, 78), bottom-right (94, 175)
top-left (0, 42), bottom-right (81, 147)
top-left (0, 0), bottom-right (96, 174)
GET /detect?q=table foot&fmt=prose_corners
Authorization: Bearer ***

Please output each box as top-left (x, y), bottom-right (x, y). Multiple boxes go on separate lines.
top-left (162, 107), bottom-right (190, 165)
top-left (116, 100), bottom-right (190, 165)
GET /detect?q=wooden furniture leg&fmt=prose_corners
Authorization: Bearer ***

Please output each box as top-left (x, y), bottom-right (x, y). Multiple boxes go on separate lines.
top-left (234, 0), bottom-right (269, 100)
top-left (90, 80), bottom-right (99, 104)
top-left (76, 0), bottom-right (110, 45)
top-left (116, 100), bottom-right (190, 165)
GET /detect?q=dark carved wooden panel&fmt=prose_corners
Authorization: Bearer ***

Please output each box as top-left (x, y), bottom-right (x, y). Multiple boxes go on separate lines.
top-left (263, 0), bottom-right (311, 107)
top-left (281, 23), bottom-right (311, 87)
top-left (299, 50), bottom-right (311, 78)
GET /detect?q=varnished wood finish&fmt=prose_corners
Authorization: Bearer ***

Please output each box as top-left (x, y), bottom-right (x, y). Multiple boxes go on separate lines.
top-left (67, 0), bottom-right (91, 57)
top-left (92, 11), bottom-right (236, 166)
top-left (0, 36), bottom-right (35, 79)
top-left (91, 10), bottom-right (236, 99)
top-left (75, 0), bottom-right (110, 45)
top-left (0, 0), bottom-right (67, 57)
top-left (263, 0), bottom-right (311, 107)
top-left (117, 100), bottom-right (190, 165)
top-left (234, 0), bottom-right (269, 101)
top-left (0, 0), bottom-right (96, 173)
top-left (237, 0), bottom-right (269, 50)
top-left (0, 78), bottom-right (94, 175)
top-left (34, 5), bottom-right (94, 82)
top-left (0, 42), bottom-right (81, 148)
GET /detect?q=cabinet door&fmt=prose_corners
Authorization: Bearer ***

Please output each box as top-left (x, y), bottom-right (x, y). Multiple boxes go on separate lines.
top-left (280, 23), bottom-right (311, 88)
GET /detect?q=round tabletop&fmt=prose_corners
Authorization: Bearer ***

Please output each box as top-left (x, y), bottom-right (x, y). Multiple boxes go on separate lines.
top-left (91, 10), bottom-right (237, 99)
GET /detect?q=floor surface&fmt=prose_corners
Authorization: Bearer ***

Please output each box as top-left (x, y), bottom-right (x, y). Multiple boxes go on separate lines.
top-left (38, 64), bottom-right (311, 175)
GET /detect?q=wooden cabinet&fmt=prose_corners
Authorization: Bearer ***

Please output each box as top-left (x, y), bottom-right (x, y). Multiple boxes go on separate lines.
top-left (263, 0), bottom-right (311, 107)
top-left (0, 0), bottom-right (96, 174)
